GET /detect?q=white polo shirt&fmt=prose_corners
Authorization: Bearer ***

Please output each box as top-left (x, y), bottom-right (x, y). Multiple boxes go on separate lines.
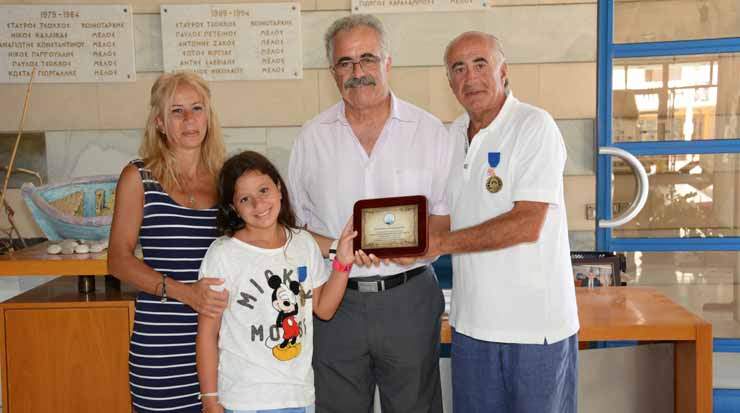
top-left (289, 93), bottom-right (455, 278)
top-left (447, 94), bottom-right (579, 344)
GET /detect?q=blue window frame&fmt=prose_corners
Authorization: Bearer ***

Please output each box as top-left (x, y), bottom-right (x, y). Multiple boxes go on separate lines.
top-left (596, 0), bottom-right (740, 252)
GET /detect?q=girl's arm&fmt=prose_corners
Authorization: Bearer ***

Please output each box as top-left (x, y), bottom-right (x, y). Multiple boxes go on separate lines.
top-left (107, 164), bottom-right (229, 318)
top-left (313, 220), bottom-right (356, 320)
top-left (196, 313), bottom-right (224, 413)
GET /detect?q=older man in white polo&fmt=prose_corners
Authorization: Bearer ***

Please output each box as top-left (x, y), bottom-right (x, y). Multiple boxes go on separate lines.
top-left (428, 31), bottom-right (579, 413)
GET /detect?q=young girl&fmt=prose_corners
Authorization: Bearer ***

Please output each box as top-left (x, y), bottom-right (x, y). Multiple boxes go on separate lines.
top-left (196, 151), bottom-right (355, 413)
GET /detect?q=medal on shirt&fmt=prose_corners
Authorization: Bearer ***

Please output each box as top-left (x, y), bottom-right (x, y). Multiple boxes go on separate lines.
top-left (485, 152), bottom-right (503, 193)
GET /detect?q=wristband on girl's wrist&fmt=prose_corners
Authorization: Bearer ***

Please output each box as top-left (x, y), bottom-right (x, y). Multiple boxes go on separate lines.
top-left (198, 392), bottom-right (218, 400)
top-left (332, 258), bottom-right (352, 273)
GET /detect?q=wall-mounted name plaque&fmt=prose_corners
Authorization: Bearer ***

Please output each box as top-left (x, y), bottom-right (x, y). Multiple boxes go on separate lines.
top-left (352, 0), bottom-right (489, 14)
top-left (161, 3), bottom-right (302, 81)
top-left (0, 5), bottom-right (135, 83)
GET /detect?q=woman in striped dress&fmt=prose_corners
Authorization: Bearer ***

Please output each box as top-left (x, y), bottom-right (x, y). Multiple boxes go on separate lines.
top-left (109, 71), bottom-right (228, 412)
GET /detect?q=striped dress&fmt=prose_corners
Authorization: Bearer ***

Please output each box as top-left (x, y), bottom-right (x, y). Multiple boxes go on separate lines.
top-left (129, 160), bottom-right (218, 412)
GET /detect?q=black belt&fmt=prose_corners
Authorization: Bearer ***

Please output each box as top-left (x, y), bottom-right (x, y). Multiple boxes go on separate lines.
top-left (347, 266), bottom-right (428, 293)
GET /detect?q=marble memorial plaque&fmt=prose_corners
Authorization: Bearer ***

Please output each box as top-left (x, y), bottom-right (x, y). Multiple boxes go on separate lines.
top-left (161, 3), bottom-right (302, 81)
top-left (0, 5), bottom-right (135, 83)
top-left (352, 0), bottom-right (488, 14)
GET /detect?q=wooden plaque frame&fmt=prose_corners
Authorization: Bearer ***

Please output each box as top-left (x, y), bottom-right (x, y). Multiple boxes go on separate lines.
top-left (352, 195), bottom-right (428, 258)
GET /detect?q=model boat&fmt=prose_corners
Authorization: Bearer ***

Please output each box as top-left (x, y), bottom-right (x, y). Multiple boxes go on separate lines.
top-left (21, 175), bottom-right (117, 241)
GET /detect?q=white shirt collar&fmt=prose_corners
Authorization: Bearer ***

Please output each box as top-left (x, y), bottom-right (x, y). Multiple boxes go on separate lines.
top-left (454, 92), bottom-right (518, 137)
top-left (326, 92), bottom-right (410, 125)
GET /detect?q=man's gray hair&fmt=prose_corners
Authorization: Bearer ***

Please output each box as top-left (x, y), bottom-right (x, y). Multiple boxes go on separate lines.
top-left (324, 14), bottom-right (390, 64)
top-left (444, 31), bottom-right (506, 68)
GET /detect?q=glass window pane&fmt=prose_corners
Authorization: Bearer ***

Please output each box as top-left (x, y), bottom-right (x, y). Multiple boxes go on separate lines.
top-left (622, 251), bottom-right (740, 337)
top-left (624, 251), bottom-right (738, 285)
top-left (612, 53), bottom-right (740, 142)
top-left (614, 0), bottom-right (740, 44)
top-left (612, 153), bottom-right (740, 238)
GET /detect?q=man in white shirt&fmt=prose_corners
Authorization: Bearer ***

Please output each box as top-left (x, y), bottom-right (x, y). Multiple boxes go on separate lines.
top-left (429, 31), bottom-right (579, 412)
top-left (288, 14), bottom-right (454, 413)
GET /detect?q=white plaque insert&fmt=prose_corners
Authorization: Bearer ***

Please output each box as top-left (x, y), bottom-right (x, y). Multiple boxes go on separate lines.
top-left (352, 0), bottom-right (489, 14)
top-left (161, 3), bottom-right (302, 81)
top-left (0, 5), bottom-right (135, 83)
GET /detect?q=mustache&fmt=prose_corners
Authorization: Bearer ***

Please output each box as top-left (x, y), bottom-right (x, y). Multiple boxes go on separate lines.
top-left (344, 75), bottom-right (377, 89)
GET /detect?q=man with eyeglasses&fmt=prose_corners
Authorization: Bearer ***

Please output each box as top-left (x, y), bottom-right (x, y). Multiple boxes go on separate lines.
top-left (288, 14), bottom-right (453, 413)
top-left (428, 31), bottom-right (579, 413)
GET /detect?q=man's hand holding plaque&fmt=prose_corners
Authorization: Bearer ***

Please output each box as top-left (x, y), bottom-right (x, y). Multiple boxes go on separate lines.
top-left (352, 195), bottom-right (428, 259)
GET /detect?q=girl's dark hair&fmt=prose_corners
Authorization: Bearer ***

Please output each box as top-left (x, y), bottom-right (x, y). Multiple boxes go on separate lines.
top-left (216, 151), bottom-right (297, 236)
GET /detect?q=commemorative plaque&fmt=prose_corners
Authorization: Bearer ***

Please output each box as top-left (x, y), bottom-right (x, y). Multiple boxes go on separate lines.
top-left (352, 0), bottom-right (489, 14)
top-left (0, 5), bottom-right (136, 83)
top-left (160, 3), bottom-right (302, 81)
top-left (352, 195), bottom-right (428, 258)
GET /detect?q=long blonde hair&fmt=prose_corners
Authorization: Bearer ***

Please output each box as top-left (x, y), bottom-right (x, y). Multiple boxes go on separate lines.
top-left (139, 71), bottom-right (225, 192)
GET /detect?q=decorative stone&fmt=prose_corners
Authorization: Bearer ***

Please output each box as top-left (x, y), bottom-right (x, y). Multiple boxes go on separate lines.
top-left (60, 239), bottom-right (79, 250)
top-left (75, 244), bottom-right (90, 254)
top-left (89, 242), bottom-right (106, 253)
top-left (46, 244), bottom-right (62, 255)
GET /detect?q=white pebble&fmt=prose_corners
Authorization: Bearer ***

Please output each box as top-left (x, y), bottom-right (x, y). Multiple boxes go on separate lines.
top-left (75, 244), bottom-right (90, 254)
top-left (61, 247), bottom-right (76, 255)
top-left (89, 242), bottom-right (106, 253)
top-left (46, 244), bottom-right (62, 255)
top-left (60, 239), bottom-right (78, 250)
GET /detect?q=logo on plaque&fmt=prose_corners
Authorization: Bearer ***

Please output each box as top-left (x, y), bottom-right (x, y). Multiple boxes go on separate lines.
top-left (384, 213), bottom-right (395, 225)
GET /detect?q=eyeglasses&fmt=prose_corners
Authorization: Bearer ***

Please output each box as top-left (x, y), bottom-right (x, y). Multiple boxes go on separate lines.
top-left (331, 55), bottom-right (382, 75)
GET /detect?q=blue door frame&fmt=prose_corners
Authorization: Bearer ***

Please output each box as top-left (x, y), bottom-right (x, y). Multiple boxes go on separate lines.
top-left (595, 0), bottom-right (740, 252)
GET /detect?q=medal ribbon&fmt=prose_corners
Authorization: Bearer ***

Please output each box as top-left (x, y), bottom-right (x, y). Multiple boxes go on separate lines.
top-left (488, 152), bottom-right (500, 168)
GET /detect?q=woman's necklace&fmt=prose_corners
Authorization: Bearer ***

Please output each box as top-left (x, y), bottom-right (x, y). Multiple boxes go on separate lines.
top-left (178, 174), bottom-right (197, 207)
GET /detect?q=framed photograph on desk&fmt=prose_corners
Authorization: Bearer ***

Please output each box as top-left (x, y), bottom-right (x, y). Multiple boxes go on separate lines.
top-left (571, 253), bottom-right (621, 287)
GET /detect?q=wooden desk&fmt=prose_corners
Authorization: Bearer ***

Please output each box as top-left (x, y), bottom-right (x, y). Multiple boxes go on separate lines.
top-left (0, 276), bottom-right (137, 413)
top-left (0, 241), bottom-right (118, 293)
top-left (0, 241), bottom-right (107, 276)
top-left (441, 287), bottom-right (712, 413)
top-left (578, 287), bottom-right (712, 413)
top-left (0, 270), bottom-right (711, 412)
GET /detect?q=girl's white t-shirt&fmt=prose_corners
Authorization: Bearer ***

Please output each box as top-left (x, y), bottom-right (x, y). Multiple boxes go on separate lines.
top-left (198, 229), bottom-right (329, 410)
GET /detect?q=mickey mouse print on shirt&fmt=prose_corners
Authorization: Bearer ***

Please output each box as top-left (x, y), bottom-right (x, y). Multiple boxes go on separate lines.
top-left (230, 263), bottom-right (313, 363)
top-left (268, 274), bottom-right (302, 361)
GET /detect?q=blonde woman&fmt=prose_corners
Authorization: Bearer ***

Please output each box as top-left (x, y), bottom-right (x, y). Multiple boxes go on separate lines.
top-left (109, 71), bottom-right (228, 413)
